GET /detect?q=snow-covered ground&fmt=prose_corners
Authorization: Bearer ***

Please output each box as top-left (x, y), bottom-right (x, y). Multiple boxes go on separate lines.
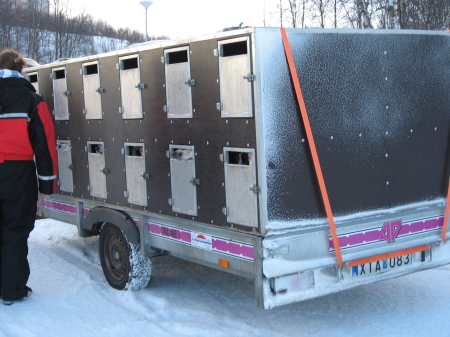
top-left (1, 219), bottom-right (450, 337)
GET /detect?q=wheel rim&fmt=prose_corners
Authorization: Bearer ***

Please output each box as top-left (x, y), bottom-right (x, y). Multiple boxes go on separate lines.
top-left (104, 231), bottom-right (128, 282)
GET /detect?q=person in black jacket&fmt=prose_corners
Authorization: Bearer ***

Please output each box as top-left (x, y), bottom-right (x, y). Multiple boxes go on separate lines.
top-left (0, 49), bottom-right (57, 305)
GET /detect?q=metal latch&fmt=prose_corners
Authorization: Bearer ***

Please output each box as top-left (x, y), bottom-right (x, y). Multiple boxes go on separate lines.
top-left (68, 164), bottom-right (74, 170)
top-left (243, 74), bottom-right (255, 82)
top-left (141, 172), bottom-right (150, 179)
top-left (135, 83), bottom-right (146, 90)
top-left (101, 168), bottom-right (110, 174)
top-left (168, 198), bottom-right (174, 206)
top-left (222, 207), bottom-right (228, 216)
top-left (124, 191), bottom-right (129, 198)
top-left (163, 105), bottom-right (169, 113)
top-left (250, 185), bottom-right (260, 194)
top-left (185, 79), bottom-right (196, 86)
top-left (96, 87), bottom-right (104, 93)
top-left (119, 107), bottom-right (123, 114)
top-left (63, 91), bottom-right (71, 96)
top-left (216, 102), bottom-right (223, 111)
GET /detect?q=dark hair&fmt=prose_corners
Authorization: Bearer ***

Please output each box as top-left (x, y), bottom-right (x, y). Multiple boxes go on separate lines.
top-left (0, 49), bottom-right (26, 72)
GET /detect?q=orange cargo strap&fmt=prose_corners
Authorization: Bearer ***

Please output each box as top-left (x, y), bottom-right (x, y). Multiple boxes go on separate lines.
top-left (441, 179), bottom-right (450, 241)
top-left (280, 27), bottom-right (343, 267)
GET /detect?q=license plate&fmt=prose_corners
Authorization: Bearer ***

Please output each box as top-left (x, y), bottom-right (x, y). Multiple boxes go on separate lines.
top-left (352, 254), bottom-right (412, 277)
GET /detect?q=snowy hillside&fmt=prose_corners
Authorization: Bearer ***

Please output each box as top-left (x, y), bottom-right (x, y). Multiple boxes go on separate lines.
top-left (1, 219), bottom-right (450, 336)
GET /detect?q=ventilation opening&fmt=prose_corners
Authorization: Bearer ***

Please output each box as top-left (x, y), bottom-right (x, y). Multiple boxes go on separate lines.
top-left (53, 69), bottom-right (65, 79)
top-left (126, 146), bottom-right (143, 157)
top-left (167, 50), bottom-right (188, 64)
top-left (171, 148), bottom-right (193, 160)
top-left (84, 64), bottom-right (98, 75)
top-left (121, 57), bottom-right (138, 70)
top-left (28, 74), bottom-right (38, 83)
top-left (88, 143), bottom-right (103, 154)
top-left (222, 41), bottom-right (247, 57)
top-left (228, 151), bottom-right (250, 165)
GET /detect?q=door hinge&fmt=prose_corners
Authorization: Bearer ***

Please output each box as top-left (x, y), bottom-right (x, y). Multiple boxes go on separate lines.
top-left (185, 79), bottom-right (196, 86)
top-left (135, 83), bottom-right (146, 90)
top-left (216, 102), bottom-right (223, 111)
top-left (124, 191), bottom-right (129, 198)
top-left (189, 178), bottom-right (200, 185)
top-left (222, 207), bottom-right (228, 216)
top-left (168, 198), bottom-right (174, 206)
top-left (96, 87), bottom-right (104, 93)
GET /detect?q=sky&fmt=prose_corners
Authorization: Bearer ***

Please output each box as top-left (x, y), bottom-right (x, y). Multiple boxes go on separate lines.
top-left (74, 0), bottom-right (280, 40)
top-left (2, 218), bottom-right (450, 336)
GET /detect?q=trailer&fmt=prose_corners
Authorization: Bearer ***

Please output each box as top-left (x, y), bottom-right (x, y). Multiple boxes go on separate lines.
top-left (25, 27), bottom-right (450, 309)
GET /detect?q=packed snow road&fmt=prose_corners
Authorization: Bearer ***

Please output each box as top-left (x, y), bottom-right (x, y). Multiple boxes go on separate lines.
top-left (1, 219), bottom-right (449, 337)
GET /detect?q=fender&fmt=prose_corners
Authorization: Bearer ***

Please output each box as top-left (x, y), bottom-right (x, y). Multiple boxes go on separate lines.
top-left (83, 206), bottom-right (140, 245)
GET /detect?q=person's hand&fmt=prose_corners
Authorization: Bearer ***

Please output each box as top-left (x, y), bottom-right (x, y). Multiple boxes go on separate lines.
top-left (41, 194), bottom-right (50, 199)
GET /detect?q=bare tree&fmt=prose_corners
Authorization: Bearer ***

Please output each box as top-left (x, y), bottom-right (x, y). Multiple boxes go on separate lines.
top-left (311, 0), bottom-right (331, 27)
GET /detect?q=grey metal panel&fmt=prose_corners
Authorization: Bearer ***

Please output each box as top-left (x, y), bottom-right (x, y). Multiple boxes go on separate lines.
top-left (119, 54), bottom-right (143, 119)
top-left (26, 71), bottom-right (39, 94)
top-left (164, 46), bottom-right (193, 118)
top-left (169, 145), bottom-right (198, 216)
top-left (124, 142), bottom-right (148, 206)
top-left (218, 36), bottom-right (253, 118)
top-left (52, 67), bottom-right (69, 120)
top-left (87, 141), bottom-right (107, 199)
top-left (56, 140), bottom-right (74, 193)
top-left (224, 147), bottom-right (258, 227)
top-left (82, 61), bottom-right (103, 120)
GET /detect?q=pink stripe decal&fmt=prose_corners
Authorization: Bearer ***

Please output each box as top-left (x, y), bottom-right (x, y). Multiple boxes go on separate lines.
top-left (41, 200), bottom-right (78, 216)
top-left (212, 239), bottom-right (255, 260)
top-left (329, 216), bottom-right (444, 250)
top-left (148, 222), bottom-right (253, 260)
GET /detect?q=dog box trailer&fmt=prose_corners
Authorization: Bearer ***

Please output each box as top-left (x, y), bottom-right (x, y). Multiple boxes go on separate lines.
top-left (27, 27), bottom-right (450, 309)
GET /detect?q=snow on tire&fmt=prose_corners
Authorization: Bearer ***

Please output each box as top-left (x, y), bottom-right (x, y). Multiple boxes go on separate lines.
top-left (99, 223), bottom-right (151, 291)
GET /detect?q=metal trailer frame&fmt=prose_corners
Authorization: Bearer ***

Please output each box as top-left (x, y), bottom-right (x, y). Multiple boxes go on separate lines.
top-left (28, 28), bottom-right (450, 309)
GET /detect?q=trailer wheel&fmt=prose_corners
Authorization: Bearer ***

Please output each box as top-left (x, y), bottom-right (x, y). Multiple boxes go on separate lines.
top-left (99, 223), bottom-right (151, 291)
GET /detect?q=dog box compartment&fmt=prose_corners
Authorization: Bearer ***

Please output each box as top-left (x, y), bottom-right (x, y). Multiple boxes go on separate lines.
top-left (224, 147), bottom-right (258, 227)
top-left (27, 72), bottom-right (39, 94)
top-left (52, 67), bottom-right (69, 120)
top-left (218, 37), bottom-right (253, 118)
top-left (56, 140), bottom-right (74, 193)
top-left (164, 46), bottom-right (193, 118)
top-left (119, 54), bottom-right (143, 119)
top-left (82, 61), bottom-right (102, 120)
top-left (169, 145), bottom-right (198, 216)
top-left (124, 143), bottom-right (148, 206)
top-left (87, 141), bottom-right (107, 199)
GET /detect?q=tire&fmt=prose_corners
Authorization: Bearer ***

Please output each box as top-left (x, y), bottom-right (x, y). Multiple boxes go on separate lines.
top-left (99, 223), bottom-right (151, 290)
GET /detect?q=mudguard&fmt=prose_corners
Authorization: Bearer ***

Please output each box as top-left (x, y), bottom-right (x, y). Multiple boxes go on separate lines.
top-left (83, 206), bottom-right (140, 244)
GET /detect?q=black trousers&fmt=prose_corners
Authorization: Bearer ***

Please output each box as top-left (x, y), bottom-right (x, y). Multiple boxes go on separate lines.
top-left (0, 161), bottom-right (37, 301)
